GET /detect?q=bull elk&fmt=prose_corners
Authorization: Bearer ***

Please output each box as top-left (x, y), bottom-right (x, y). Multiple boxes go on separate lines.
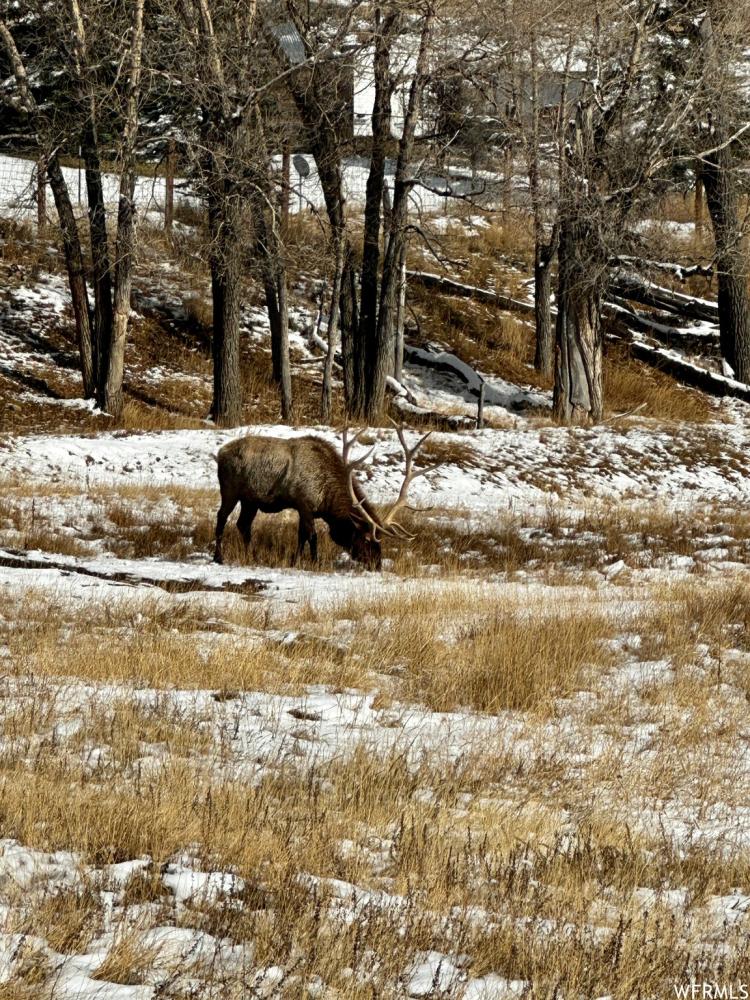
top-left (213, 425), bottom-right (437, 569)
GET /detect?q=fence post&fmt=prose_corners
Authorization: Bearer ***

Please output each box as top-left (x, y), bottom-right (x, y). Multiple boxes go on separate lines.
top-left (164, 139), bottom-right (176, 234)
top-left (477, 381), bottom-right (485, 429)
top-left (36, 154), bottom-right (47, 232)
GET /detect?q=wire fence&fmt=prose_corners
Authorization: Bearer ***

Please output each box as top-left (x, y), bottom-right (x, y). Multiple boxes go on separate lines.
top-left (0, 153), bottom-right (169, 225)
top-left (0, 150), bottom-right (505, 233)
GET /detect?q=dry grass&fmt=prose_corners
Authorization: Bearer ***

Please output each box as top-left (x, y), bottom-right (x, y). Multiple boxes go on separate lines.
top-left (348, 597), bottom-right (614, 712)
top-left (92, 930), bottom-right (159, 985)
top-left (2, 575), bottom-right (616, 714)
top-left (117, 399), bottom-right (207, 432)
top-left (12, 885), bottom-right (104, 955)
top-left (3, 477), bottom-right (750, 580)
top-left (604, 343), bottom-right (714, 422)
top-left (640, 579), bottom-right (750, 667)
top-left (0, 557), bottom-right (749, 992)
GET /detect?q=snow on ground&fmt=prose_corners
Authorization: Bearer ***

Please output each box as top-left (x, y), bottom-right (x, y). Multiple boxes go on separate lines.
top-left (4, 409), bottom-right (750, 515)
top-left (4, 191), bottom-right (750, 994)
top-left (0, 152), bottom-right (494, 223)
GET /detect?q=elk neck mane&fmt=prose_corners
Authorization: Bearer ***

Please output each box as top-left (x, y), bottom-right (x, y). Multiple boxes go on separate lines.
top-left (311, 437), bottom-right (379, 528)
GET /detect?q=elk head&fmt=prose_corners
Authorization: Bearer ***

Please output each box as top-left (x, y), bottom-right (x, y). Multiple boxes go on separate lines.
top-left (342, 422), bottom-right (440, 567)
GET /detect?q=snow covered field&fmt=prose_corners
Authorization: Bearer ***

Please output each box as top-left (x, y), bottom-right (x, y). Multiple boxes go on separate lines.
top-left (2, 408), bottom-right (750, 995)
top-left (2, 201), bottom-right (750, 996)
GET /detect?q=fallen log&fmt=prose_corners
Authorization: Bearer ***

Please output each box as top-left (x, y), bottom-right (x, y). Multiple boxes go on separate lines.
top-left (406, 269), bottom-right (536, 315)
top-left (625, 340), bottom-right (750, 404)
top-left (389, 395), bottom-right (477, 430)
top-left (405, 267), bottom-right (744, 404)
top-left (613, 256), bottom-right (714, 282)
top-left (0, 548), bottom-right (264, 595)
top-left (609, 272), bottom-right (719, 322)
top-left (403, 344), bottom-right (545, 412)
top-left (603, 301), bottom-right (720, 356)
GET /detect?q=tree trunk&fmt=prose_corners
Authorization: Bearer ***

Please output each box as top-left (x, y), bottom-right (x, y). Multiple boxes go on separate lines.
top-left (393, 250), bottom-right (407, 383)
top-left (249, 113), bottom-right (293, 422)
top-left (702, 144), bottom-right (750, 380)
top-left (98, 0), bottom-right (144, 419)
top-left (340, 246), bottom-right (359, 409)
top-left (370, 229), bottom-right (401, 416)
top-left (208, 189), bottom-right (243, 427)
top-left (264, 273), bottom-right (292, 422)
top-left (321, 235), bottom-right (344, 423)
top-left (83, 140), bottom-right (113, 391)
top-left (280, 45), bottom-right (359, 413)
top-left (276, 273), bottom-right (292, 422)
top-left (534, 229), bottom-right (558, 377)
top-left (356, 14), bottom-right (396, 420)
top-left (46, 155), bottom-right (95, 398)
top-left (699, 1), bottom-right (750, 381)
top-left (281, 144), bottom-right (291, 237)
top-left (103, 174), bottom-right (136, 418)
top-left (694, 165), bottom-right (704, 235)
top-left (36, 154), bottom-right (46, 231)
top-left (553, 219), bottom-right (603, 424)
top-left (364, 7), bottom-right (432, 423)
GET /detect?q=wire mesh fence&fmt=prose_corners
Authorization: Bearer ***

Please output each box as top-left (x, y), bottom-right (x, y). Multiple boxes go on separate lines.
top-left (0, 149), bottom-right (505, 235)
top-left (0, 153), bottom-right (40, 219)
top-left (0, 152), bottom-right (169, 225)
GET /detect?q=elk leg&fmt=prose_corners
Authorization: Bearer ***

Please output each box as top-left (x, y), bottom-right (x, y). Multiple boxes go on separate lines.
top-left (214, 497), bottom-right (237, 564)
top-left (237, 502), bottom-right (257, 558)
top-left (295, 510), bottom-right (317, 564)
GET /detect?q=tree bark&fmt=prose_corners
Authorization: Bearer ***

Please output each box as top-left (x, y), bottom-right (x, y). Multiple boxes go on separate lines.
top-left (321, 233), bottom-right (345, 423)
top-left (694, 164), bottom-right (704, 234)
top-left (104, 172), bottom-right (136, 418)
top-left (553, 218), bottom-right (603, 424)
top-left (263, 271), bottom-right (292, 422)
top-left (250, 111), bottom-right (293, 422)
top-left (356, 10), bottom-right (398, 419)
top-left (0, 19), bottom-right (97, 398)
top-left (36, 154), bottom-right (46, 231)
top-left (393, 250), bottom-right (407, 383)
top-left (278, 34), bottom-right (359, 412)
top-left (699, 2), bottom-right (750, 381)
top-left (99, 0), bottom-right (144, 419)
top-left (46, 155), bottom-right (95, 398)
top-left (365, 6), bottom-right (432, 422)
top-left (701, 142), bottom-right (750, 379)
top-left (208, 188), bottom-right (243, 427)
top-left (534, 230), bottom-right (558, 376)
top-left (82, 138), bottom-right (113, 391)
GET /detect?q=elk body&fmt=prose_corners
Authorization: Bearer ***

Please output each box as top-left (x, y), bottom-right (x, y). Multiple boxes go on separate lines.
top-left (213, 427), bottom-right (434, 569)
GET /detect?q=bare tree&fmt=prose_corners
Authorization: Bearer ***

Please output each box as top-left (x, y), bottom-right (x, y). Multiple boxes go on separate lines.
top-left (696, 3), bottom-right (750, 380)
top-left (1, 0), bottom-right (147, 417)
top-left (366, 2), bottom-right (435, 422)
top-left (550, 2), bottom-right (694, 424)
top-left (0, 18), bottom-right (96, 397)
top-left (169, 0), bottom-right (295, 426)
top-left (274, 0), bottom-right (437, 424)
top-left (528, 29), bottom-right (572, 377)
top-left (101, 0), bottom-right (145, 417)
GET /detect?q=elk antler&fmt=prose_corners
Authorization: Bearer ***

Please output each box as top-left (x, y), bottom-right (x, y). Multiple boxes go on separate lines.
top-left (342, 426), bottom-right (387, 539)
top-left (378, 420), bottom-right (442, 539)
